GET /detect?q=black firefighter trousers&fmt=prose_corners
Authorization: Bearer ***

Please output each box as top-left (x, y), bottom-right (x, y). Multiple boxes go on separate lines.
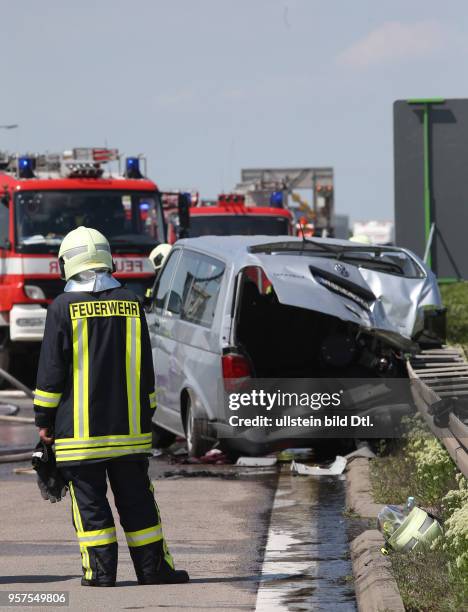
top-left (59, 458), bottom-right (174, 584)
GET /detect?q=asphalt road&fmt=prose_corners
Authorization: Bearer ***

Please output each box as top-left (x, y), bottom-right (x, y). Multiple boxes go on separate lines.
top-left (0, 393), bottom-right (356, 612)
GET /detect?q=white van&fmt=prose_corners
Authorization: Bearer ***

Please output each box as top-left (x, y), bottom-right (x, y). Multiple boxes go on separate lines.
top-left (147, 236), bottom-right (443, 456)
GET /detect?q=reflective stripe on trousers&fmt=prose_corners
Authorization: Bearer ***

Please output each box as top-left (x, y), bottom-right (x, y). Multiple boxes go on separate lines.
top-left (149, 481), bottom-right (174, 569)
top-left (69, 482), bottom-right (93, 580)
top-left (125, 524), bottom-right (163, 547)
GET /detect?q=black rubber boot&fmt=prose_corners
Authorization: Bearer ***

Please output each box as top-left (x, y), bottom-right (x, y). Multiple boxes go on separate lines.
top-left (130, 541), bottom-right (189, 585)
top-left (81, 578), bottom-right (115, 587)
top-left (138, 567), bottom-right (190, 585)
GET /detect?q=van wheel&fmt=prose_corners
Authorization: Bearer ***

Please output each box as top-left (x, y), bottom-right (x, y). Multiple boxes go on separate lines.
top-left (185, 398), bottom-right (213, 458)
top-left (151, 423), bottom-right (176, 449)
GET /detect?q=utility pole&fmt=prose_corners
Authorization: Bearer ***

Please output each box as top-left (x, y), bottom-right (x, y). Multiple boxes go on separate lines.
top-left (407, 99), bottom-right (444, 270)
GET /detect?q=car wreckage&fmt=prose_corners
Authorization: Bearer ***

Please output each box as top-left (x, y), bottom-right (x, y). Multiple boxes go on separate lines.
top-left (147, 236), bottom-right (445, 456)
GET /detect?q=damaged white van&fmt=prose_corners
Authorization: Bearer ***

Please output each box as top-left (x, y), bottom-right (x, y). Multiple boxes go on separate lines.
top-left (146, 236), bottom-right (445, 456)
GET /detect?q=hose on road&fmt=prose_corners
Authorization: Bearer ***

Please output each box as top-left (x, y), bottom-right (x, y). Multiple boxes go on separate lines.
top-left (0, 367), bottom-right (34, 398)
top-left (0, 414), bottom-right (34, 424)
top-left (0, 451), bottom-right (33, 463)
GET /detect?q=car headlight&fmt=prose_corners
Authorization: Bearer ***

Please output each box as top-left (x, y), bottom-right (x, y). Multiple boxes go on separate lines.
top-left (24, 285), bottom-right (46, 300)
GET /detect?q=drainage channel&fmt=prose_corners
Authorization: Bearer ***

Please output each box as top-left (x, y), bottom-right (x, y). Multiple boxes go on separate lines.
top-left (256, 471), bottom-right (355, 611)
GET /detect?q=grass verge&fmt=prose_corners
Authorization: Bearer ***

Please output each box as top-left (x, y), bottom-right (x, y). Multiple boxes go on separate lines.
top-left (369, 419), bottom-right (468, 611)
top-left (439, 281), bottom-right (468, 347)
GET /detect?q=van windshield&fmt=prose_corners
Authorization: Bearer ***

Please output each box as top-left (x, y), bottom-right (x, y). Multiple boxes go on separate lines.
top-left (15, 190), bottom-right (165, 253)
top-left (249, 241), bottom-right (425, 278)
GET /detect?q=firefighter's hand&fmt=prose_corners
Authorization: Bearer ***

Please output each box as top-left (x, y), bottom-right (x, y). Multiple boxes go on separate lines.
top-left (38, 428), bottom-right (54, 445)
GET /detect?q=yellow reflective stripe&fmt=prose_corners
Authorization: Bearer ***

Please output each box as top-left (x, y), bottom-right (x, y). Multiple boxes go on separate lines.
top-left (126, 318), bottom-right (132, 430)
top-left (77, 527), bottom-right (117, 547)
top-left (34, 389), bottom-right (62, 399)
top-left (148, 481), bottom-right (174, 567)
top-left (149, 391), bottom-right (157, 409)
top-left (135, 317), bottom-right (141, 431)
top-left (69, 482), bottom-right (83, 531)
top-left (72, 318), bottom-right (89, 439)
top-left (57, 443), bottom-right (151, 456)
top-left (56, 444), bottom-right (152, 462)
top-left (34, 389), bottom-right (62, 408)
top-left (34, 399), bottom-right (59, 408)
top-left (125, 524), bottom-right (163, 547)
top-left (72, 320), bottom-right (80, 437)
top-left (77, 526), bottom-right (116, 538)
top-left (82, 320), bottom-right (89, 438)
top-left (126, 316), bottom-right (141, 435)
top-left (163, 538), bottom-right (175, 569)
top-left (55, 433), bottom-right (151, 449)
top-left (70, 483), bottom-right (92, 580)
top-left (34, 389), bottom-right (62, 407)
top-left (81, 536), bottom-right (117, 547)
top-left (56, 433), bottom-right (151, 443)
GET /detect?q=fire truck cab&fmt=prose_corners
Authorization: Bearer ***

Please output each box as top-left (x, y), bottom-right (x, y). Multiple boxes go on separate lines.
top-left (167, 193), bottom-right (293, 243)
top-left (0, 148), bottom-right (166, 375)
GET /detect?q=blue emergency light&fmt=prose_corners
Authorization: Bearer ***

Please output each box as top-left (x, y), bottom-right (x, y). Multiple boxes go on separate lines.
top-left (18, 156), bottom-right (35, 179)
top-left (270, 191), bottom-right (284, 208)
top-left (125, 157), bottom-right (143, 179)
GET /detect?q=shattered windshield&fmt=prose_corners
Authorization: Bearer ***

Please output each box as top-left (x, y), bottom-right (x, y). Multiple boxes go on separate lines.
top-left (249, 241), bottom-right (425, 279)
top-left (15, 190), bottom-right (165, 253)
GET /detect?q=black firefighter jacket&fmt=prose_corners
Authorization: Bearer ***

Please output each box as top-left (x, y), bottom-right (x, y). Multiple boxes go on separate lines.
top-left (33, 287), bottom-right (157, 465)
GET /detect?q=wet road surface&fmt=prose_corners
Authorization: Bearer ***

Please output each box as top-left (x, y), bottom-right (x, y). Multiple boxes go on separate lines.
top-left (0, 392), bottom-right (356, 611)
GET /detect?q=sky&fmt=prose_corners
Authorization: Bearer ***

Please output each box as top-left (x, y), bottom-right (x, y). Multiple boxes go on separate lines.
top-left (1, 0), bottom-right (467, 223)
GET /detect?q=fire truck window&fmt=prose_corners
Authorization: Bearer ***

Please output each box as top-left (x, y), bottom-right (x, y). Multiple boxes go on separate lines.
top-left (0, 199), bottom-right (8, 246)
top-left (14, 190), bottom-right (165, 252)
top-left (188, 215), bottom-right (290, 237)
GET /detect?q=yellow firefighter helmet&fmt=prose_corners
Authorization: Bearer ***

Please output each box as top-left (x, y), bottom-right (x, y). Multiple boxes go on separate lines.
top-left (58, 226), bottom-right (113, 281)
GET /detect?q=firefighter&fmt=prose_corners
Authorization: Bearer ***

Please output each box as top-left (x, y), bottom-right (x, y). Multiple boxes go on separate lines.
top-left (148, 243), bottom-right (172, 274)
top-left (33, 226), bottom-right (189, 587)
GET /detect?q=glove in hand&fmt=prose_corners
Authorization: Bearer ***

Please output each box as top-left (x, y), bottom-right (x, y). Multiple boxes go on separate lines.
top-left (32, 441), bottom-right (68, 503)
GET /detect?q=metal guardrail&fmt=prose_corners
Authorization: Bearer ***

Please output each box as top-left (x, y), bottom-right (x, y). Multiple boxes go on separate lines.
top-left (407, 347), bottom-right (468, 479)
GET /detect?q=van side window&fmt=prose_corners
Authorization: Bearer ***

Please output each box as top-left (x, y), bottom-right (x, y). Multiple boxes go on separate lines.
top-left (167, 251), bottom-right (225, 327)
top-left (184, 255), bottom-right (225, 327)
top-left (153, 250), bottom-right (179, 315)
top-left (166, 252), bottom-right (197, 317)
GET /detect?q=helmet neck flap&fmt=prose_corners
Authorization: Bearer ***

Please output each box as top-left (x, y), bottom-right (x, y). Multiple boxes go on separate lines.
top-left (64, 269), bottom-right (121, 293)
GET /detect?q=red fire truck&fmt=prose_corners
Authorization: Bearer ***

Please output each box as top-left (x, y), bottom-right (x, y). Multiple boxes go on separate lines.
top-left (0, 148), bottom-right (166, 376)
top-left (166, 193), bottom-right (293, 243)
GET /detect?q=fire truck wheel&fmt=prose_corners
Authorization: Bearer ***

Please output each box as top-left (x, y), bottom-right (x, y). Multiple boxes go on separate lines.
top-left (151, 423), bottom-right (176, 449)
top-left (184, 397), bottom-right (213, 458)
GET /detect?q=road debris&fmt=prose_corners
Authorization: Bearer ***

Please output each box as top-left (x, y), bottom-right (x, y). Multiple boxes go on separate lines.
top-left (291, 455), bottom-right (347, 476)
top-left (236, 457), bottom-right (277, 467)
top-left (344, 444), bottom-right (376, 461)
top-left (277, 448), bottom-right (313, 462)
